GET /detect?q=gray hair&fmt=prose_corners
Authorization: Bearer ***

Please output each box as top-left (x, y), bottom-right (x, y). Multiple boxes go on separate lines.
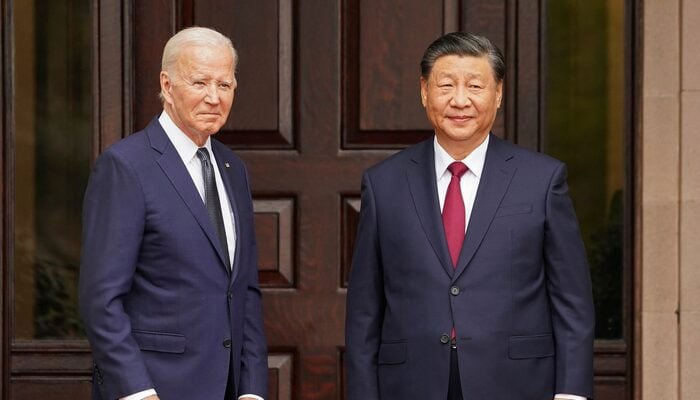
top-left (159, 27), bottom-right (238, 101)
top-left (420, 32), bottom-right (505, 83)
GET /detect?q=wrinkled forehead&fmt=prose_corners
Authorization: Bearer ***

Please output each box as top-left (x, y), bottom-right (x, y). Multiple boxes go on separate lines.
top-left (427, 55), bottom-right (497, 82)
top-left (175, 44), bottom-right (236, 76)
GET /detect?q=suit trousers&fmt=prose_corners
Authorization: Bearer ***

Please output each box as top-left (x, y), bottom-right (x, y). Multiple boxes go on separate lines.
top-left (225, 379), bottom-right (234, 400)
top-left (448, 347), bottom-right (463, 400)
top-left (224, 356), bottom-right (235, 400)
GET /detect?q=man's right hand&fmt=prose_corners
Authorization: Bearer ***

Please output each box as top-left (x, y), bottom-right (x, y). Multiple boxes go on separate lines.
top-left (143, 396), bottom-right (160, 400)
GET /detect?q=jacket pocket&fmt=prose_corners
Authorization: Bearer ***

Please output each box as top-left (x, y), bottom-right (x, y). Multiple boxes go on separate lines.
top-left (377, 341), bottom-right (407, 365)
top-left (495, 203), bottom-right (532, 218)
top-left (508, 334), bottom-right (554, 359)
top-left (132, 329), bottom-right (186, 354)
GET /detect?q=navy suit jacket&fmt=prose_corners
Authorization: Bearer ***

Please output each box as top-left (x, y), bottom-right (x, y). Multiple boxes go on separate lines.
top-left (79, 118), bottom-right (268, 400)
top-left (345, 135), bottom-right (594, 399)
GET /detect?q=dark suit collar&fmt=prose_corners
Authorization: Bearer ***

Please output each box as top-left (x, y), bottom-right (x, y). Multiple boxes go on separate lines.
top-left (145, 118), bottom-right (233, 275)
top-left (406, 138), bottom-right (455, 277)
top-left (145, 116), bottom-right (171, 154)
top-left (211, 140), bottom-right (243, 284)
top-left (453, 134), bottom-right (516, 279)
top-left (406, 134), bottom-right (517, 279)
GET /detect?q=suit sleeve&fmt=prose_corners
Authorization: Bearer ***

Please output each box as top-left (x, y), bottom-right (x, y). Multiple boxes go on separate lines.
top-left (79, 149), bottom-right (154, 399)
top-left (345, 172), bottom-right (385, 400)
top-left (544, 163), bottom-right (595, 398)
top-left (237, 165), bottom-right (269, 397)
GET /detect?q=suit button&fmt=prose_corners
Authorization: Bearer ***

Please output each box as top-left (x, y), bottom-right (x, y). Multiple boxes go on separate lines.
top-left (450, 286), bottom-right (460, 296)
top-left (440, 334), bottom-right (450, 344)
top-left (223, 339), bottom-right (232, 348)
top-left (227, 291), bottom-right (233, 300)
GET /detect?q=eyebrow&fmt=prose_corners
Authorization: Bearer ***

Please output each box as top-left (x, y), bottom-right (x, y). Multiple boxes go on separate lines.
top-left (434, 71), bottom-right (485, 81)
top-left (185, 74), bottom-right (233, 83)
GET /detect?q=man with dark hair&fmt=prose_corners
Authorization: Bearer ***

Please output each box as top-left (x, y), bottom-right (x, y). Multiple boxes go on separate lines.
top-left (345, 32), bottom-right (594, 399)
top-left (80, 27), bottom-right (268, 400)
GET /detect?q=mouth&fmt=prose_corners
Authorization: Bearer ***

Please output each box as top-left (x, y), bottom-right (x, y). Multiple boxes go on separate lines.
top-left (447, 116), bottom-right (474, 123)
top-left (198, 112), bottom-right (222, 118)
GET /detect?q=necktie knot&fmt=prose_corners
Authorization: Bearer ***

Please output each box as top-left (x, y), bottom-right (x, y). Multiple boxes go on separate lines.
top-left (196, 147), bottom-right (210, 163)
top-left (447, 161), bottom-right (468, 178)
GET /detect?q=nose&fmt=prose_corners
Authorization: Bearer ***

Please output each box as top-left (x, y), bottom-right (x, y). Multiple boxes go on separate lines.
top-left (450, 87), bottom-right (472, 108)
top-left (204, 83), bottom-right (220, 104)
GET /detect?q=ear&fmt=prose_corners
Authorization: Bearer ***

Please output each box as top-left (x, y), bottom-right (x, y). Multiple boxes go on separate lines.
top-left (495, 81), bottom-right (503, 108)
top-left (420, 76), bottom-right (428, 107)
top-left (160, 71), bottom-right (174, 105)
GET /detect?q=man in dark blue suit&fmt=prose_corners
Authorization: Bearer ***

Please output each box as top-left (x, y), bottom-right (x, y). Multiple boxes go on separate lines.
top-left (345, 32), bottom-right (594, 400)
top-left (80, 27), bottom-right (267, 400)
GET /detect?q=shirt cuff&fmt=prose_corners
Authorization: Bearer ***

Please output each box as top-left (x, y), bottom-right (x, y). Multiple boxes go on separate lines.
top-left (120, 389), bottom-right (157, 400)
top-left (238, 395), bottom-right (264, 400)
top-left (555, 394), bottom-right (587, 400)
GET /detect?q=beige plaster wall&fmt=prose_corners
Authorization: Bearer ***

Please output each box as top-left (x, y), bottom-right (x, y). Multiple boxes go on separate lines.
top-left (679, 1), bottom-right (700, 398)
top-left (642, 0), bottom-right (700, 398)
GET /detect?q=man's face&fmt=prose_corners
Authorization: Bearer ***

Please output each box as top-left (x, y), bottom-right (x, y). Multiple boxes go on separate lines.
top-left (160, 44), bottom-right (236, 144)
top-left (420, 55), bottom-right (502, 156)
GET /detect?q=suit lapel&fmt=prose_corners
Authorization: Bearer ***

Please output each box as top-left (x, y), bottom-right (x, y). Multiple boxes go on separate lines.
top-left (406, 139), bottom-right (455, 277)
top-left (146, 119), bottom-right (231, 273)
top-left (211, 141), bottom-right (242, 284)
top-left (453, 135), bottom-right (516, 280)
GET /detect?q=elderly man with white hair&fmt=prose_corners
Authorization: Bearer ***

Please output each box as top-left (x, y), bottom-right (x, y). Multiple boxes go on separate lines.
top-left (80, 27), bottom-right (268, 400)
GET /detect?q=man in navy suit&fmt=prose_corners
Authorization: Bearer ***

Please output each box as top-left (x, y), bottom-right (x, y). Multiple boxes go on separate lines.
top-left (345, 32), bottom-right (594, 400)
top-left (80, 27), bottom-right (267, 400)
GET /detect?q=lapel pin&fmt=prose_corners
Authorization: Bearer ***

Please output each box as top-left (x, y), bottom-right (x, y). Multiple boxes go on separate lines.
top-left (225, 162), bottom-right (230, 168)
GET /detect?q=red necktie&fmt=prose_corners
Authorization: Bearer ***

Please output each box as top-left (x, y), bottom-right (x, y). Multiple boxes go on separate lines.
top-left (443, 162), bottom-right (468, 267)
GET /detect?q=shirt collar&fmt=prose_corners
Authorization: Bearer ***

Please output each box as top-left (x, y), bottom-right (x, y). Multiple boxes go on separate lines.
top-left (434, 134), bottom-right (489, 180)
top-left (159, 110), bottom-right (212, 165)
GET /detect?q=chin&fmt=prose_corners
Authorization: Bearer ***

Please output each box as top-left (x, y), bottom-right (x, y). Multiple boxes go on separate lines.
top-left (444, 132), bottom-right (478, 142)
top-left (199, 124), bottom-right (224, 135)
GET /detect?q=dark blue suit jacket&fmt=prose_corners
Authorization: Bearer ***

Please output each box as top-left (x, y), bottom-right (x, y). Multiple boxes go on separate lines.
top-left (345, 135), bottom-right (594, 399)
top-left (79, 118), bottom-right (268, 399)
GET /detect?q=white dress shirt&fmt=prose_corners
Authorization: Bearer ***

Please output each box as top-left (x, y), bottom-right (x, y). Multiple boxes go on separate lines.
top-left (159, 111), bottom-right (236, 267)
top-left (119, 112), bottom-right (262, 400)
top-left (434, 135), bottom-right (488, 226)
top-left (433, 135), bottom-right (586, 400)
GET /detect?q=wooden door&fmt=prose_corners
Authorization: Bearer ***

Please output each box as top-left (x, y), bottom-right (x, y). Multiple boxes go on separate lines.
top-left (2, 0), bottom-right (633, 398)
top-left (125, 1), bottom-right (544, 398)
